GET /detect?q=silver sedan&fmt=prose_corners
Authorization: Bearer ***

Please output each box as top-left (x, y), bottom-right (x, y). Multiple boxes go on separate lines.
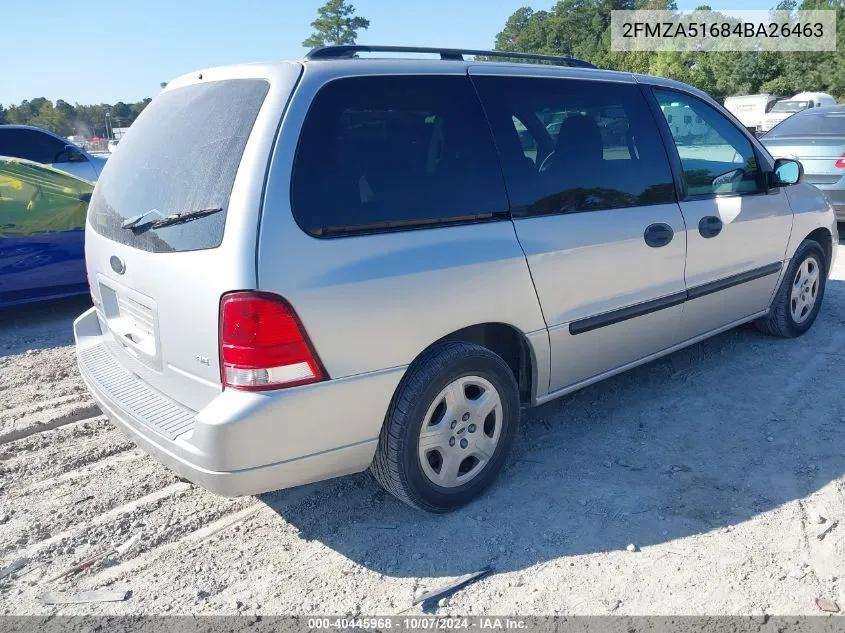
top-left (762, 105), bottom-right (845, 222)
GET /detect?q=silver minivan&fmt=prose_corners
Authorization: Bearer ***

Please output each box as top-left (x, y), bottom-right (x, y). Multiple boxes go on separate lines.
top-left (75, 46), bottom-right (838, 512)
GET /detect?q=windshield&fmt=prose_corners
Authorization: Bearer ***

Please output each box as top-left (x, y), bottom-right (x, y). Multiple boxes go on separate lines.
top-left (88, 78), bottom-right (269, 253)
top-left (765, 110), bottom-right (845, 137)
top-left (770, 100), bottom-right (810, 113)
top-left (0, 157), bottom-right (93, 238)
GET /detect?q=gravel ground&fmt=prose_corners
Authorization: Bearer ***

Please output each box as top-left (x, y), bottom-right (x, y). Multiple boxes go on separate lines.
top-left (1, 235), bottom-right (844, 617)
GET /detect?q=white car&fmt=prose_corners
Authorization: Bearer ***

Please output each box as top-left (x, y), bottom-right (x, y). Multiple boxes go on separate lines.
top-left (107, 138), bottom-right (120, 154)
top-left (0, 124), bottom-right (107, 182)
top-left (760, 92), bottom-right (838, 134)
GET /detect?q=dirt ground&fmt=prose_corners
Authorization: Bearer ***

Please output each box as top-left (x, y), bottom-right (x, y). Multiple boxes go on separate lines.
top-left (1, 232), bottom-right (844, 617)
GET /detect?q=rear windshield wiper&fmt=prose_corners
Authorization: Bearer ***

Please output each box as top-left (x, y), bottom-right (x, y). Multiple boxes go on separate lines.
top-left (121, 207), bottom-right (223, 231)
top-left (148, 207), bottom-right (223, 229)
top-left (121, 208), bottom-right (164, 229)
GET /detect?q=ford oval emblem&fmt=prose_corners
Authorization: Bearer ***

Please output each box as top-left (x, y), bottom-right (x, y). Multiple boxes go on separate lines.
top-left (110, 256), bottom-right (126, 275)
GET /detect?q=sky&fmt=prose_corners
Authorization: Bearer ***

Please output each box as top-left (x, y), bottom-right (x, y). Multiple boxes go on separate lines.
top-left (4, 0), bottom-right (774, 106)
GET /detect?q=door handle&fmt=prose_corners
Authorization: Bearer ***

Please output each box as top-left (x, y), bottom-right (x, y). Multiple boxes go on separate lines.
top-left (643, 223), bottom-right (674, 248)
top-left (699, 215), bottom-right (723, 238)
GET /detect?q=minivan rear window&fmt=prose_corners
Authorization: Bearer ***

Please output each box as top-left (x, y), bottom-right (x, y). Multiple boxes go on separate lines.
top-left (88, 79), bottom-right (269, 252)
top-left (291, 75), bottom-right (509, 237)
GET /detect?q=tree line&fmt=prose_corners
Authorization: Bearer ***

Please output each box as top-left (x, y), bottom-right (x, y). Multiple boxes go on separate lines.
top-left (495, 0), bottom-right (845, 102)
top-left (3, 0), bottom-right (842, 141)
top-left (0, 98), bottom-right (153, 139)
top-left (0, 0), bottom-right (368, 139)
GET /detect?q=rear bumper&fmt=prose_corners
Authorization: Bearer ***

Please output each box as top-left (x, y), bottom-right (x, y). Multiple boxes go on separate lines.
top-left (74, 307), bottom-right (404, 496)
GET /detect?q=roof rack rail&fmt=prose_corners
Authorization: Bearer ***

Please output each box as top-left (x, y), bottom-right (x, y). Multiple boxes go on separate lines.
top-left (305, 45), bottom-right (596, 69)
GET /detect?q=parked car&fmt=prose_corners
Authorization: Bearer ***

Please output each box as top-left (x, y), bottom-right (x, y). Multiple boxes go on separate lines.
top-left (724, 93), bottom-right (781, 135)
top-left (759, 92), bottom-right (838, 134)
top-left (74, 46), bottom-right (838, 513)
top-left (107, 138), bottom-right (120, 154)
top-left (0, 125), bottom-right (107, 182)
top-left (762, 105), bottom-right (845, 222)
top-left (0, 156), bottom-right (93, 306)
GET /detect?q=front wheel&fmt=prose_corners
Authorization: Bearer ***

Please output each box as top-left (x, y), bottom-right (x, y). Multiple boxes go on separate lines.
top-left (756, 239), bottom-right (827, 338)
top-left (370, 341), bottom-right (519, 513)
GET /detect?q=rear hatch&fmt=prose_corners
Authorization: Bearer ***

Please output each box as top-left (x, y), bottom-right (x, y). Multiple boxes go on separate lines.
top-left (85, 63), bottom-right (302, 412)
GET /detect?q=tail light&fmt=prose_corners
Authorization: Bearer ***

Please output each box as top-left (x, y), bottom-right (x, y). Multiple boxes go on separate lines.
top-left (219, 292), bottom-right (326, 391)
top-left (835, 153), bottom-right (845, 169)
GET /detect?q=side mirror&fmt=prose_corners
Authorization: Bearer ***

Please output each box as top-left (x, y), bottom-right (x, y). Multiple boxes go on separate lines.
top-left (55, 145), bottom-right (86, 163)
top-left (65, 145), bottom-right (87, 163)
top-left (772, 158), bottom-right (803, 186)
top-left (711, 168), bottom-right (744, 192)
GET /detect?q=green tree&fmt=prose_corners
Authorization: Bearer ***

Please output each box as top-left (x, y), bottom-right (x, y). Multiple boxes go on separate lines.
top-left (495, 6), bottom-right (535, 51)
top-left (1, 95), bottom-right (156, 137)
top-left (494, 0), bottom-right (645, 69)
top-left (55, 99), bottom-right (77, 121)
top-left (29, 97), bottom-right (49, 113)
top-left (756, 0), bottom-right (845, 99)
top-left (302, 0), bottom-right (370, 48)
top-left (29, 102), bottom-right (72, 136)
top-left (130, 98), bottom-right (152, 120)
top-left (5, 101), bottom-right (35, 125)
top-left (493, 0), bottom-right (845, 102)
top-left (112, 102), bottom-right (132, 122)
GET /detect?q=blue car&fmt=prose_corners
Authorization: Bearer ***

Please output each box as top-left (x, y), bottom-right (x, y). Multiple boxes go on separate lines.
top-left (0, 156), bottom-right (93, 306)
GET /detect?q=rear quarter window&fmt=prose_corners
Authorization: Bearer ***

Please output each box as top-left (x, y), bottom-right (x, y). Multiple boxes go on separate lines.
top-left (88, 79), bottom-right (269, 253)
top-left (290, 75), bottom-right (509, 237)
top-left (472, 76), bottom-right (677, 216)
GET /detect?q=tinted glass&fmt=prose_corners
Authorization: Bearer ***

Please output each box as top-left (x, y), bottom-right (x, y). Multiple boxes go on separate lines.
top-left (291, 75), bottom-right (508, 237)
top-left (0, 129), bottom-right (66, 164)
top-left (765, 109), bottom-right (845, 137)
top-left (654, 89), bottom-right (763, 197)
top-left (472, 76), bottom-right (675, 216)
top-left (88, 79), bottom-right (269, 253)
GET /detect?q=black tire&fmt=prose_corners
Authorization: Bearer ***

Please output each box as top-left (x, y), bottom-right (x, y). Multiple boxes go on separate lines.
top-left (370, 341), bottom-right (519, 513)
top-left (755, 239), bottom-right (827, 338)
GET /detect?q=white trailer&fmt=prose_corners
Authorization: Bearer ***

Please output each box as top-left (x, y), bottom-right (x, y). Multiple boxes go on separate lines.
top-left (723, 94), bottom-right (780, 134)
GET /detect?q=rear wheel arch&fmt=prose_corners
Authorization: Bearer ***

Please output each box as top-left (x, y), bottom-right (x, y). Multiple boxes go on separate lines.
top-left (395, 322), bottom-right (537, 406)
top-left (435, 322), bottom-right (536, 405)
